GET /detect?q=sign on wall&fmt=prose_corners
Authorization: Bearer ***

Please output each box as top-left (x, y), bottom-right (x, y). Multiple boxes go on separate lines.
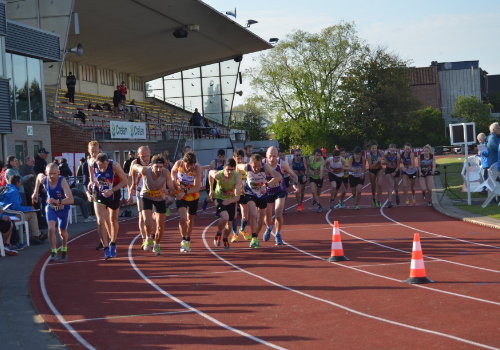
top-left (27, 126), bottom-right (33, 136)
top-left (110, 121), bottom-right (146, 139)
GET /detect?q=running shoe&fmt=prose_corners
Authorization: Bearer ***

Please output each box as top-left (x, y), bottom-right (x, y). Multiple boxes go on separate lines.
top-left (12, 242), bottom-right (26, 250)
top-left (144, 239), bottom-right (152, 251)
top-left (317, 204), bottom-right (323, 213)
top-left (355, 205), bottom-right (360, 210)
top-left (224, 240), bottom-right (230, 251)
top-left (180, 240), bottom-right (187, 252)
top-left (330, 200), bottom-right (335, 210)
top-left (140, 239), bottom-right (146, 250)
top-left (422, 192), bottom-right (426, 199)
top-left (4, 245), bottom-right (18, 256)
top-left (387, 201), bottom-right (393, 208)
top-left (60, 252), bottom-right (68, 263)
top-left (110, 244), bottom-right (117, 258)
top-left (312, 199), bottom-right (316, 206)
top-left (395, 195), bottom-right (400, 205)
top-left (166, 207), bottom-right (171, 216)
top-left (96, 242), bottom-right (104, 251)
top-left (297, 203), bottom-right (303, 212)
top-left (154, 245), bottom-right (162, 255)
top-left (351, 195), bottom-right (356, 203)
top-left (250, 237), bottom-right (261, 248)
top-left (49, 251), bottom-right (58, 262)
top-left (428, 201), bottom-right (433, 207)
top-left (372, 199), bottom-right (377, 207)
top-left (214, 234), bottom-right (221, 247)
top-left (339, 201), bottom-right (345, 209)
top-left (104, 248), bottom-right (111, 260)
top-left (231, 234), bottom-right (239, 243)
top-left (377, 201), bottom-right (381, 207)
top-left (202, 198), bottom-right (208, 210)
top-left (263, 227), bottom-right (272, 241)
top-left (184, 241), bottom-right (191, 253)
top-left (275, 234), bottom-right (283, 245)
top-left (412, 198), bottom-right (416, 206)
top-left (240, 229), bottom-right (251, 240)
top-left (215, 212), bottom-right (220, 218)
top-left (405, 200), bottom-right (410, 206)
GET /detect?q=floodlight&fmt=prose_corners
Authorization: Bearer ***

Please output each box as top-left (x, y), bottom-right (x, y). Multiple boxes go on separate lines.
top-left (246, 20), bottom-right (258, 27)
top-left (235, 91), bottom-right (243, 96)
top-left (173, 28), bottom-right (188, 39)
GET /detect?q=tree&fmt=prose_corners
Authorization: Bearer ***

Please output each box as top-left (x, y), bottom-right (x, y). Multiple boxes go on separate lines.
top-left (451, 95), bottom-right (494, 134)
top-left (230, 99), bottom-right (270, 141)
top-left (408, 107), bottom-right (449, 147)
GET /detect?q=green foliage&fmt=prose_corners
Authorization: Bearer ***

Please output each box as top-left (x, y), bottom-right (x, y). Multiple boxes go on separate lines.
top-left (451, 95), bottom-right (494, 134)
top-left (230, 99), bottom-right (270, 141)
top-left (408, 107), bottom-right (449, 147)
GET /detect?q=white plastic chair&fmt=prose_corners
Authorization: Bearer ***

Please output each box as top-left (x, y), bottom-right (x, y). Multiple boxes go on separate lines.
top-left (481, 163), bottom-right (500, 208)
top-left (69, 205), bottom-right (78, 224)
top-left (4, 209), bottom-right (30, 246)
top-left (461, 156), bottom-right (482, 183)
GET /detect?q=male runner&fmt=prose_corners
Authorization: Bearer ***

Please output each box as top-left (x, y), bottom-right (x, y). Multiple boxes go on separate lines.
top-left (289, 148), bottom-right (309, 212)
top-left (164, 155), bottom-right (174, 216)
top-left (263, 147), bottom-right (298, 245)
top-left (236, 154), bottom-right (282, 248)
top-left (326, 150), bottom-right (351, 209)
top-left (127, 146), bottom-right (152, 250)
top-left (202, 149), bottom-right (225, 210)
top-left (231, 149), bottom-right (251, 242)
top-left (171, 151), bottom-right (202, 253)
top-left (132, 154), bottom-right (175, 255)
top-left (88, 153), bottom-right (128, 259)
top-left (348, 147), bottom-right (366, 210)
top-left (209, 158), bottom-right (242, 250)
top-left (33, 164), bottom-right (74, 263)
top-left (278, 149), bottom-right (291, 197)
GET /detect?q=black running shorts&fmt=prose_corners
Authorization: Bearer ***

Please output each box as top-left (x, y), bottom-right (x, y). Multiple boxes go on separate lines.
top-left (215, 199), bottom-right (236, 221)
top-left (176, 198), bottom-right (199, 215)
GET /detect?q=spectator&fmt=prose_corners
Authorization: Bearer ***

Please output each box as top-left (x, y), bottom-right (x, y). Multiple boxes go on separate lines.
top-left (486, 122), bottom-right (500, 170)
top-left (76, 157), bottom-right (85, 178)
top-left (66, 72), bottom-right (76, 103)
top-left (113, 85), bottom-right (121, 116)
top-left (120, 81), bottom-right (127, 105)
top-left (1, 175), bottom-right (43, 245)
top-left (122, 151), bottom-right (135, 174)
top-left (59, 158), bottom-right (73, 178)
top-left (20, 156), bottom-right (36, 206)
top-left (71, 188), bottom-right (96, 223)
top-left (52, 159), bottom-right (59, 166)
top-left (203, 118), bottom-right (210, 135)
top-left (191, 108), bottom-right (202, 139)
top-left (94, 103), bottom-right (103, 111)
top-left (87, 100), bottom-right (93, 109)
top-left (321, 145), bottom-right (327, 159)
top-left (5, 155), bottom-right (33, 205)
top-left (477, 133), bottom-right (489, 193)
top-left (0, 160), bottom-right (6, 187)
top-left (102, 102), bottom-right (112, 112)
top-left (259, 148), bottom-right (266, 157)
top-left (211, 122), bottom-right (220, 139)
top-left (130, 99), bottom-right (136, 105)
top-left (291, 146), bottom-right (295, 155)
top-left (33, 148), bottom-right (49, 225)
top-left (34, 148), bottom-right (49, 175)
top-left (0, 206), bottom-right (16, 255)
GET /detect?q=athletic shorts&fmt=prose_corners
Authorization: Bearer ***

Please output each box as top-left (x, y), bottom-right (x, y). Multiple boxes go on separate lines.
top-left (284, 176), bottom-right (291, 188)
top-left (214, 199), bottom-right (236, 221)
top-left (0, 219), bottom-right (11, 233)
top-left (328, 173), bottom-right (345, 190)
top-left (403, 171), bottom-right (417, 180)
top-left (309, 177), bottom-right (323, 188)
top-left (140, 197), bottom-right (166, 213)
top-left (349, 175), bottom-right (365, 188)
top-left (238, 195), bottom-right (248, 205)
top-left (369, 167), bottom-right (383, 175)
top-left (297, 176), bottom-right (307, 185)
top-left (245, 195), bottom-right (268, 210)
top-left (206, 179), bottom-right (217, 194)
top-left (342, 176), bottom-right (349, 185)
top-left (96, 196), bottom-right (120, 210)
top-left (113, 102), bottom-right (119, 108)
top-left (385, 167), bottom-right (401, 177)
top-left (176, 198), bottom-right (199, 216)
top-left (266, 190), bottom-right (287, 203)
top-left (46, 207), bottom-right (71, 230)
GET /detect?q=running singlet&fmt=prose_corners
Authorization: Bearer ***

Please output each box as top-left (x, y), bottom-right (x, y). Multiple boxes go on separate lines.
top-left (370, 151), bottom-right (382, 168)
top-left (176, 163), bottom-right (199, 201)
top-left (263, 158), bottom-right (286, 194)
top-left (420, 154), bottom-right (434, 176)
top-left (245, 163), bottom-right (267, 198)
top-left (45, 176), bottom-right (70, 211)
top-left (343, 156), bottom-right (349, 179)
top-left (349, 155), bottom-right (364, 177)
top-left (135, 161), bottom-right (152, 192)
top-left (329, 157), bottom-right (344, 177)
top-left (214, 170), bottom-right (237, 200)
top-left (140, 167), bottom-right (167, 201)
top-left (385, 152), bottom-right (398, 167)
top-left (401, 151), bottom-right (417, 174)
top-left (206, 159), bottom-right (224, 182)
top-left (292, 157), bottom-right (306, 179)
top-left (309, 158), bottom-right (322, 179)
top-left (94, 159), bottom-right (120, 200)
top-left (282, 157), bottom-right (290, 178)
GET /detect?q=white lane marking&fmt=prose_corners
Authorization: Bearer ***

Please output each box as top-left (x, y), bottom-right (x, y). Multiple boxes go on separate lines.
top-left (352, 260), bottom-right (442, 268)
top-left (149, 270), bottom-right (241, 278)
top-left (201, 218), bottom-right (499, 349)
top-left (67, 310), bottom-right (194, 324)
top-left (127, 221), bottom-right (287, 349)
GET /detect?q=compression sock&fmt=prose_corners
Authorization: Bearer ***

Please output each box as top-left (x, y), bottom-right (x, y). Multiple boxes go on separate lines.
top-left (276, 231), bottom-right (281, 236)
top-left (241, 220), bottom-right (248, 230)
top-left (61, 246), bottom-right (67, 252)
top-left (232, 219), bottom-right (238, 234)
top-left (186, 237), bottom-right (191, 242)
top-left (223, 237), bottom-right (228, 242)
top-left (182, 236), bottom-right (187, 241)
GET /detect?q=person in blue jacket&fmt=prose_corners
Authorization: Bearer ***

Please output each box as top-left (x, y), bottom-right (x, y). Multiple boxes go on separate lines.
top-left (486, 122), bottom-right (500, 170)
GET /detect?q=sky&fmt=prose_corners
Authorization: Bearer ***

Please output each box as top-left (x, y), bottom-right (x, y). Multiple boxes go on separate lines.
top-left (204, 0), bottom-right (500, 106)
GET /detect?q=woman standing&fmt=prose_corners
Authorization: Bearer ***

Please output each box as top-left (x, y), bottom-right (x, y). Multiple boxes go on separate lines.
top-left (327, 150), bottom-right (350, 209)
top-left (383, 144), bottom-right (401, 208)
top-left (401, 142), bottom-right (417, 206)
top-left (348, 147), bottom-right (365, 210)
top-left (418, 145), bottom-right (436, 206)
top-left (309, 148), bottom-right (325, 213)
top-left (366, 140), bottom-right (384, 207)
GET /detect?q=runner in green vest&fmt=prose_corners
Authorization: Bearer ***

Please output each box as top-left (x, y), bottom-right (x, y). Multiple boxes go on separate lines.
top-left (309, 148), bottom-right (326, 213)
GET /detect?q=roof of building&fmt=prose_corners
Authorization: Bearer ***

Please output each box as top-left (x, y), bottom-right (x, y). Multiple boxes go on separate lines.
top-left (66, 0), bottom-right (272, 81)
top-left (411, 66), bottom-right (438, 85)
top-left (436, 61), bottom-right (479, 71)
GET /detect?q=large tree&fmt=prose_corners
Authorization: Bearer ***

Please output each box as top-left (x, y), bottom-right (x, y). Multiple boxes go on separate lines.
top-left (230, 98), bottom-right (270, 141)
top-left (451, 95), bottom-right (494, 134)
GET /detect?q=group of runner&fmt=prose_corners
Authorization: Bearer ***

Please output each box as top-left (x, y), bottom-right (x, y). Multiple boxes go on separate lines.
top-left (35, 139), bottom-right (436, 263)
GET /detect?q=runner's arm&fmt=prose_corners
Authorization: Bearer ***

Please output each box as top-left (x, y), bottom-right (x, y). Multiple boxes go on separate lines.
top-left (209, 160), bottom-right (216, 171)
top-left (281, 161), bottom-right (298, 184)
top-left (342, 158), bottom-right (351, 172)
top-left (87, 159), bottom-right (95, 193)
top-left (111, 162), bottom-right (128, 192)
top-left (164, 170), bottom-right (176, 195)
top-left (188, 165), bottom-right (202, 194)
top-left (32, 174), bottom-right (46, 202)
top-left (320, 159), bottom-right (325, 179)
top-left (417, 155), bottom-right (422, 174)
top-left (263, 163), bottom-right (282, 186)
top-left (224, 173), bottom-right (241, 204)
top-left (60, 178), bottom-right (74, 205)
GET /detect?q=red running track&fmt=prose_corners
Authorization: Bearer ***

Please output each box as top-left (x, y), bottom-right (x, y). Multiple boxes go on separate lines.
top-left (31, 178), bottom-right (500, 350)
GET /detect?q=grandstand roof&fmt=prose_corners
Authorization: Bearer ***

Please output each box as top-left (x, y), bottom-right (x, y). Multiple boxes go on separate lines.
top-left (68, 0), bottom-right (272, 81)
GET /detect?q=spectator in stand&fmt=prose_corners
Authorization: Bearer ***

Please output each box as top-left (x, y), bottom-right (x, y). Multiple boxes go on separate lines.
top-left (87, 100), bottom-right (93, 109)
top-left (120, 81), bottom-right (127, 106)
top-left (5, 155), bottom-right (34, 206)
top-left (34, 148), bottom-right (49, 223)
top-left (59, 158), bottom-right (73, 178)
top-left (0, 206), bottom-right (17, 256)
top-left (94, 103), bottom-right (103, 111)
top-left (321, 145), bottom-right (327, 160)
top-left (291, 146), bottom-right (295, 155)
top-left (122, 151), bottom-right (135, 174)
top-left (487, 122), bottom-right (500, 173)
top-left (191, 108), bottom-right (202, 139)
top-left (76, 158), bottom-right (85, 178)
top-left (20, 156), bottom-right (36, 206)
top-left (1, 175), bottom-right (43, 245)
top-left (113, 85), bottom-right (121, 116)
top-left (71, 188), bottom-right (96, 222)
top-left (203, 118), bottom-right (210, 136)
top-left (211, 122), bottom-right (220, 139)
top-left (66, 72), bottom-right (76, 103)
top-left (130, 99), bottom-right (136, 105)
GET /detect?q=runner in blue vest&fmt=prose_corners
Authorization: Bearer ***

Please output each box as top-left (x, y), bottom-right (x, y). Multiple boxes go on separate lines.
top-left (289, 148), bottom-right (309, 212)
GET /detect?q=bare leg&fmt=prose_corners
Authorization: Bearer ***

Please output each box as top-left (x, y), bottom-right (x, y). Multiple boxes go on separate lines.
top-left (274, 197), bottom-right (286, 233)
top-left (376, 170), bottom-right (384, 202)
top-left (369, 172), bottom-right (376, 199)
top-left (410, 178), bottom-right (416, 198)
top-left (48, 220), bottom-right (57, 250)
top-left (256, 208), bottom-right (265, 235)
top-left (310, 182), bottom-right (320, 206)
top-left (247, 201), bottom-right (258, 234)
top-left (355, 184), bottom-right (363, 206)
top-left (402, 175), bottom-right (409, 202)
top-left (264, 203), bottom-right (273, 228)
top-left (1, 222), bottom-right (13, 244)
top-left (186, 214), bottom-right (195, 238)
top-left (154, 212), bottom-right (166, 243)
top-left (217, 211), bottom-right (229, 233)
top-left (137, 200), bottom-right (147, 239)
top-left (387, 174), bottom-right (395, 202)
top-left (108, 208), bottom-right (120, 243)
top-left (339, 183), bottom-right (346, 203)
top-left (95, 204), bottom-right (110, 247)
top-left (59, 229), bottom-right (68, 248)
top-left (178, 207), bottom-right (188, 238)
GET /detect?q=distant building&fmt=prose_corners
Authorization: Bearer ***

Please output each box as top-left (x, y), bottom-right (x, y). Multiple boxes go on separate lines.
top-left (410, 66), bottom-right (441, 110)
top-left (488, 74), bottom-right (500, 93)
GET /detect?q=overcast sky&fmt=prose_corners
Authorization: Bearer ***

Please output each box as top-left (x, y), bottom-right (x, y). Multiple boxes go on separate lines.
top-left (205, 0), bottom-right (500, 106)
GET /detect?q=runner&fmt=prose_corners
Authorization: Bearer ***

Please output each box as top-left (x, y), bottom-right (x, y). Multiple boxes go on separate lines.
top-left (33, 164), bottom-right (74, 263)
top-left (231, 149), bottom-right (251, 242)
top-left (244, 144), bottom-right (253, 162)
top-left (171, 151), bottom-right (202, 253)
top-left (367, 140), bottom-right (384, 207)
top-left (263, 147), bottom-right (298, 245)
top-left (289, 148), bottom-right (308, 212)
top-left (236, 154), bottom-right (282, 248)
top-left (210, 158), bottom-right (242, 250)
top-left (127, 146), bottom-right (152, 250)
top-left (418, 144), bottom-right (436, 207)
top-left (278, 149), bottom-right (291, 203)
top-left (383, 143), bottom-right (401, 208)
top-left (88, 153), bottom-right (128, 259)
top-left (348, 147), bottom-right (365, 210)
top-left (327, 150), bottom-right (350, 209)
top-left (164, 155), bottom-right (174, 216)
top-left (309, 148), bottom-right (325, 213)
top-left (202, 149), bottom-right (225, 210)
top-left (401, 142), bottom-right (417, 206)
top-left (339, 148), bottom-right (350, 195)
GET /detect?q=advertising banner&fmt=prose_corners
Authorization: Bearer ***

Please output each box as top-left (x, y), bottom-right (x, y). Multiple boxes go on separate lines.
top-left (110, 121), bottom-right (146, 139)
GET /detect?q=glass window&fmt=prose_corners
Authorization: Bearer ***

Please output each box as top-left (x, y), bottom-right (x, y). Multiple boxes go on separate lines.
top-left (164, 79), bottom-right (183, 98)
top-left (221, 75), bottom-right (237, 94)
top-left (220, 60), bottom-right (240, 76)
top-left (205, 113), bottom-right (222, 124)
top-left (222, 94), bottom-right (234, 113)
top-left (165, 72), bottom-right (181, 80)
top-left (183, 78), bottom-right (201, 97)
top-left (145, 78), bottom-right (163, 98)
top-left (201, 63), bottom-right (219, 77)
top-left (164, 97), bottom-right (183, 109)
top-left (6, 53), bottom-right (14, 119)
top-left (0, 37), bottom-right (4, 77)
top-left (202, 77), bottom-right (221, 95)
top-left (27, 57), bottom-right (43, 121)
top-left (183, 67), bottom-right (201, 79)
top-left (184, 96), bottom-right (202, 113)
top-left (13, 55), bottom-right (29, 121)
top-left (203, 94), bottom-right (222, 114)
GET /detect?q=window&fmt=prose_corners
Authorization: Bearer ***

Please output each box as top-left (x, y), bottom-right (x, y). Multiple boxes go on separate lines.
top-left (81, 65), bottom-right (96, 82)
top-left (0, 37), bottom-right (4, 77)
top-left (131, 76), bottom-right (143, 91)
top-left (62, 60), bottom-right (78, 78)
top-left (100, 69), bottom-right (113, 86)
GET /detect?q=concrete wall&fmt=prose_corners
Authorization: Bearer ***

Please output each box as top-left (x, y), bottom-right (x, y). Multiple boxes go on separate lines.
top-left (1, 122), bottom-right (52, 163)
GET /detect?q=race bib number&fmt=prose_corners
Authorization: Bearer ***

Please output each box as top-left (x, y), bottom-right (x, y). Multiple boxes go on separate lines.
top-left (146, 189), bottom-right (161, 197)
top-left (268, 181), bottom-right (280, 188)
top-left (333, 167), bottom-right (342, 174)
top-left (50, 204), bottom-right (64, 211)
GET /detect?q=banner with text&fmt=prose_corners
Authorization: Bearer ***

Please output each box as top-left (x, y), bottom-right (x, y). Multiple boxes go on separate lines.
top-left (110, 121), bottom-right (146, 139)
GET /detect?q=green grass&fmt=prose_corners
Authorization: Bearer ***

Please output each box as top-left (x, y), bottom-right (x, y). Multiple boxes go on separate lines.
top-left (457, 204), bottom-right (500, 220)
top-left (436, 156), bottom-right (467, 174)
top-left (436, 156), bottom-right (486, 200)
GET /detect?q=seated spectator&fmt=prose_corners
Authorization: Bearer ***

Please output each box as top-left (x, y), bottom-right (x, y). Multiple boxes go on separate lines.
top-left (5, 155), bottom-right (34, 206)
top-left (71, 188), bottom-right (95, 222)
top-left (130, 99), bottom-right (136, 105)
top-left (94, 103), bottom-right (103, 111)
top-left (59, 158), bottom-right (73, 179)
top-left (87, 100), bottom-right (93, 109)
top-left (102, 102), bottom-right (112, 112)
top-left (0, 175), bottom-right (43, 245)
top-left (0, 206), bottom-right (17, 255)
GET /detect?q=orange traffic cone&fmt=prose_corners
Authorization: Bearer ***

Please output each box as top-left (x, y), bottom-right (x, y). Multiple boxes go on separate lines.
top-left (404, 233), bottom-right (434, 284)
top-left (328, 221), bottom-right (349, 262)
